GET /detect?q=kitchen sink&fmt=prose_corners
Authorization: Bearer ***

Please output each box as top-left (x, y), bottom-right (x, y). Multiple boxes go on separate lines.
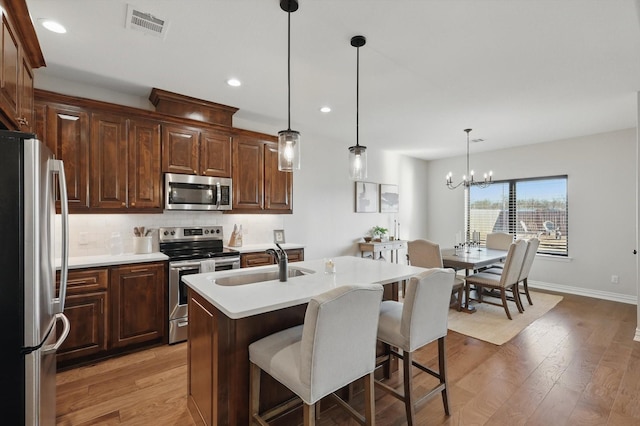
top-left (213, 268), bottom-right (314, 286)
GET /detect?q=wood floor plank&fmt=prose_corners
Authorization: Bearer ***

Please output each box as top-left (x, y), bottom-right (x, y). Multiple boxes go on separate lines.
top-left (56, 292), bottom-right (640, 426)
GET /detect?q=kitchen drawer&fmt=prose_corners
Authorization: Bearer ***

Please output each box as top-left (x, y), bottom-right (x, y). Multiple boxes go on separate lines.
top-left (56, 267), bottom-right (109, 294)
top-left (241, 252), bottom-right (274, 268)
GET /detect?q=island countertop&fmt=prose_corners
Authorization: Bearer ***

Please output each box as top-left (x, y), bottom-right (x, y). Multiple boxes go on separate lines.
top-left (182, 255), bottom-right (427, 319)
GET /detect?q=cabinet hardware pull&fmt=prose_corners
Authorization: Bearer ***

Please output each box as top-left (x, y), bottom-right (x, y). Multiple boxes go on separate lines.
top-left (121, 202), bottom-right (126, 207)
top-left (131, 202), bottom-right (135, 206)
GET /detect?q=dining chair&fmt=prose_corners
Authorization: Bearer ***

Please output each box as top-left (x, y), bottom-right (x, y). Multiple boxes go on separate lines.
top-left (464, 239), bottom-right (527, 320)
top-left (248, 284), bottom-right (383, 426)
top-left (485, 237), bottom-right (539, 306)
top-left (375, 269), bottom-right (455, 426)
top-left (482, 232), bottom-right (514, 271)
top-left (407, 239), bottom-right (464, 311)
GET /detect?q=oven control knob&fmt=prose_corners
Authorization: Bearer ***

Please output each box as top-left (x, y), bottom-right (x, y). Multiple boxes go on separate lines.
top-left (163, 231), bottom-right (169, 236)
top-left (216, 229), bottom-right (220, 234)
top-left (170, 231), bottom-right (175, 236)
top-left (205, 230), bottom-right (209, 234)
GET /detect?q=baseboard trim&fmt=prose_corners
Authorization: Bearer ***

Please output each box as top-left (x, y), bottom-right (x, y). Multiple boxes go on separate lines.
top-left (528, 280), bottom-right (637, 305)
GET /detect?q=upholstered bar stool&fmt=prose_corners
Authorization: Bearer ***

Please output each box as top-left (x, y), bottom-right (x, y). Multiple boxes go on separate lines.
top-left (248, 284), bottom-right (384, 426)
top-left (375, 269), bottom-right (455, 426)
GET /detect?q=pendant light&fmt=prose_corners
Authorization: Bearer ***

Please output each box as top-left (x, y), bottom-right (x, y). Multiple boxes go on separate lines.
top-left (349, 35), bottom-right (367, 180)
top-left (278, 0), bottom-right (300, 172)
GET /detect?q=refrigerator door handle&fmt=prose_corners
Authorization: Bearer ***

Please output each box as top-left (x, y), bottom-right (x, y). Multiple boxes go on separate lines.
top-left (42, 313), bottom-right (70, 354)
top-left (50, 159), bottom-right (69, 313)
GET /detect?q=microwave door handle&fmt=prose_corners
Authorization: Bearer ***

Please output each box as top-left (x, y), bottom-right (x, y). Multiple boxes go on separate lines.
top-left (51, 159), bottom-right (69, 314)
top-left (216, 182), bottom-right (221, 209)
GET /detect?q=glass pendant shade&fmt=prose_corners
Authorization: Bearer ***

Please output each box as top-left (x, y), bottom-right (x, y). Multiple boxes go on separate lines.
top-left (348, 144), bottom-right (367, 180)
top-left (278, 129), bottom-right (301, 171)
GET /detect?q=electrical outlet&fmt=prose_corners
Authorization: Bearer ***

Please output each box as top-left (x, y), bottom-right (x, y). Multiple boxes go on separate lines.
top-left (611, 275), bottom-right (619, 284)
top-left (78, 232), bottom-right (89, 246)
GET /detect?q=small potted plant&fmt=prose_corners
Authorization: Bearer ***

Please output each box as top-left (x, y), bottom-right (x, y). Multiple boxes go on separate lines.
top-left (370, 226), bottom-right (388, 242)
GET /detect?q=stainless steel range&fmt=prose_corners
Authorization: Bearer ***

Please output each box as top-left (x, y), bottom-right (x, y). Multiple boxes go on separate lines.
top-left (160, 226), bottom-right (240, 344)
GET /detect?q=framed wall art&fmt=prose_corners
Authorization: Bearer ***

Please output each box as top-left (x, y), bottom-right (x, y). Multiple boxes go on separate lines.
top-left (355, 181), bottom-right (379, 213)
top-left (380, 184), bottom-right (399, 213)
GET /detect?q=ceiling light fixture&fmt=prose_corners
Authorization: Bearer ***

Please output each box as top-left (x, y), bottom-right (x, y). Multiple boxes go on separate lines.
top-left (446, 129), bottom-right (493, 189)
top-left (348, 35), bottom-right (367, 180)
top-left (227, 78), bottom-right (241, 87)
top-left (277, 0), bottom-right (300, 172)
top-left (320, 106), bottom-right (331, 113)
top-left (40, 19), bottom-right (67, 34)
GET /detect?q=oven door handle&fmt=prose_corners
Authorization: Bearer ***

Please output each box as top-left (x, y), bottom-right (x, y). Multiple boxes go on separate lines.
top-left (171, 262), bottom-right (203, 271)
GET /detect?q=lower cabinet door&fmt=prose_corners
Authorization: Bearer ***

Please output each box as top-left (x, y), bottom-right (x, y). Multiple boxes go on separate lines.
top-left (110, 263), bottom-right (165, 349)
top-left (56, 291), bottom-right (108, 365)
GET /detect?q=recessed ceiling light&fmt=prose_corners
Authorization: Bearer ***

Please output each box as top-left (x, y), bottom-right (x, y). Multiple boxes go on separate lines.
top-left (39, 19), bottom-right (67, 34)
top-left (320, 106), bottom-right (331, 113)
top-left (227, 78), bottom-right (241, 87)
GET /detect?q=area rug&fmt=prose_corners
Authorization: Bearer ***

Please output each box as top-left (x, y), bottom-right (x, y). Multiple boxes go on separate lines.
top-left (447, 291), bottom-right (563, 345)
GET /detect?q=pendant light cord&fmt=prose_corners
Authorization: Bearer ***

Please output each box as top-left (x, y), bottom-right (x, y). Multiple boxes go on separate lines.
top-left (356, 45), bottom-right (360, 147)
top-left (287, 6), bottom-right (291, 131)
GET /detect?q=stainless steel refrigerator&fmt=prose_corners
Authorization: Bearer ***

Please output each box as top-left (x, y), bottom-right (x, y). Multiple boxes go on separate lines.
top-left (0, 130), bottom-right (70, 425)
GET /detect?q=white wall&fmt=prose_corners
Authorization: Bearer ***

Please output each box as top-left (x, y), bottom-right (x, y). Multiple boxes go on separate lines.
top-left (427, 128), bottom-right (638, 303)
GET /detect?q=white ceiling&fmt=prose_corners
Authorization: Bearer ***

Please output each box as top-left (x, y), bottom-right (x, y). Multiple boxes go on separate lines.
top-left (26, 0), bottom-right (640, 160)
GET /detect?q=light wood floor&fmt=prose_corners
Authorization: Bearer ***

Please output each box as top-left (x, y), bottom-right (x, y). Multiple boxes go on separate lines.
top-left (56, 291), bottom-right (640, 425)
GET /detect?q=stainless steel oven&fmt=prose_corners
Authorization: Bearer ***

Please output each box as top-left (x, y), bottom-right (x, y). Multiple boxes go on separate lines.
top-left (160, 226), bottom-right (240, 344)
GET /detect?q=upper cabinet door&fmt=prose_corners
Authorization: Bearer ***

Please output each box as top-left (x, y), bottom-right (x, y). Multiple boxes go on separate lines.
top-left (200, 129), bottom-right (232, 177)
top-left (0, 13), bottom-right (19, 124)
top-left (161, 124), bottom-right (200, 175)
top-left (128, 118), bottom-right (162, 209)
top-left (19, 55), bottom-right (34, 132)
top-left (90, 113), bottom-right (128, 209)
top-left (264, 142), bottom-right (292, 212)
top-left (45, 105), bottom-right (90, 210)
top-left (232, 136), bottom-right (264, 211)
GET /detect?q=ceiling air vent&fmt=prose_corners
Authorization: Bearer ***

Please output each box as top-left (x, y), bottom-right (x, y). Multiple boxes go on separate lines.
top-left (125, 4), bottom-right (169, 39)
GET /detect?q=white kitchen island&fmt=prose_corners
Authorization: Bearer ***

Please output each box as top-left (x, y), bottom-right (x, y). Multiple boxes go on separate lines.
top-left (182, 256), bottom-right (427, 426)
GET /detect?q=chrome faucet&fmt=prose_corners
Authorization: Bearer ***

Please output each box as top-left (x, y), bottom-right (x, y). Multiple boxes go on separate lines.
top-left (266, 243), bottom-right (288, 282)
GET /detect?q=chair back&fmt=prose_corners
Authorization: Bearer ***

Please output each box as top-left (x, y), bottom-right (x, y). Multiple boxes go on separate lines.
top-left (401, 269), bottom-right (454, 352)
top-left (486, 232), bottom-right (513, 250)
top-left (300, 284), bottom-right (383, 402)
top-left (518, 237), bottom-right (539, 280)
top-left (498, 239), bottom-right (528, 287)
top-left (407, 239), bottom-right (443, 268)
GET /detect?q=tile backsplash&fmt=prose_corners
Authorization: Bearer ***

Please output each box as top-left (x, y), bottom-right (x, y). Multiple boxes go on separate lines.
top-left (54, 212), bottom-right (285, 257)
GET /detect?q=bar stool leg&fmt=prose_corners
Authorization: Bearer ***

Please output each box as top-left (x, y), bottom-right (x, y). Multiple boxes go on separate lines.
top-left (403, 351), bottom-right (416, 426)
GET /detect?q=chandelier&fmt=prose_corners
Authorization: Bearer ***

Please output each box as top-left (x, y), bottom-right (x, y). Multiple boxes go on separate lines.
top-left (446, 128), bottom-right (493, 189)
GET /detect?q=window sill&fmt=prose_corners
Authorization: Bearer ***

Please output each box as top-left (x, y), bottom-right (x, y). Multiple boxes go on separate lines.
top-left (536, 253), bottom-right (572, 262)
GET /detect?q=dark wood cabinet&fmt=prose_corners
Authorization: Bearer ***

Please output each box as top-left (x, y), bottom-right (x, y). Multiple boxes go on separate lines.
top-left (161, 123), bottom-right (200, 175)
top-left (232, 134), bottom-right (293, 213)
top-left (90, 113), bottom-right (128, 209)
top-left (44, 104), bottom-right (91, 211)
top-left (37, 95), bottom-right (163, 212)
top-left (240, 248), bottom-right (304, 268)
top-left (0, 2), bottom-right (44, 131)
top-left (56, 268), bottom-right (109, 367)
top-left (128, 118), bottom-right (162, 209)
top-left (200, 129), bottom-right (232, 177)
top-left (264, 142), bottom-right (293, 212)
top-left (162, 124), bottom-right (232, 177)
top-left (57, 262), bottom-right (167, 370)
top-left (110, 262), bottom-right (165, 349)
top-left (232, 136), bottom-right (264, 211)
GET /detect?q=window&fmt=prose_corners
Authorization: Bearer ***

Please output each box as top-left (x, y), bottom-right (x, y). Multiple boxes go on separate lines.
top-left (468, 176), bottom-right (568, 256)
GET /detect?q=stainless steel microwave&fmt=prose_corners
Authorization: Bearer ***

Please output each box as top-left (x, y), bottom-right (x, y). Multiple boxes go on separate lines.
top-left (164, 173), bottom-right (232, 211)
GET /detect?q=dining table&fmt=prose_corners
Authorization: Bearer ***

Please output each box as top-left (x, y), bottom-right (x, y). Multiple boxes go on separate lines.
top-left (441, 247), bottom-right (509, 312)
